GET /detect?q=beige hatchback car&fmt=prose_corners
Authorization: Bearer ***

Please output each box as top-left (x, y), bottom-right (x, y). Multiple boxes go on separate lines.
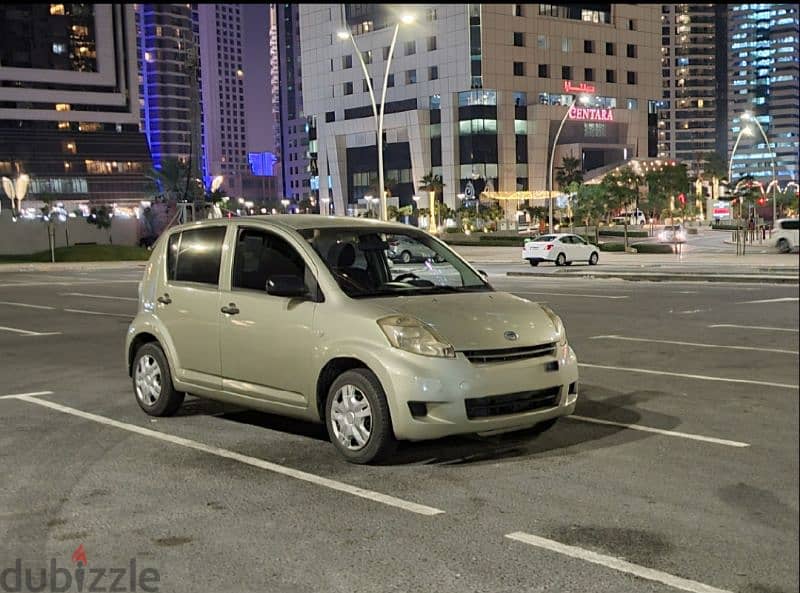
top-left (126, 216), bottom-right (579, 463)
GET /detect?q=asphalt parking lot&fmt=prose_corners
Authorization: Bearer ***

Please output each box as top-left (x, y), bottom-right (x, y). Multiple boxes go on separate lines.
top-left (1, 264), bottom-right (798, 593)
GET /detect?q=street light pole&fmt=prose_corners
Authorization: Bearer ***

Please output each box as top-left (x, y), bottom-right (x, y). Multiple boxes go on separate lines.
top-left (548, 95), bottom-right (589, 233)
top-left (742, 112), bottom-right (778, 229)
top-left (340, 15), bottom-right (413, 222)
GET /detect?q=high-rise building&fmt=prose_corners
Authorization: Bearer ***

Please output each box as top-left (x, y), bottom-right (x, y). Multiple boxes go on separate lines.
top-left (135, 4), bottom-right (199, 172)
top-left (273, 4), bottom-right (309, 202)
top-left (193, 3), bottom-right (249, 197)
top-left (269, 4), bottom-right (283, 198)
top-left (300, 4), bottom-right (661, 215)
top-left (728, 4), bottom-right (799, 185)
top-left (657, 4), bottom-right (728, 174)
top-left (0, 4), bottom-right (153, 207)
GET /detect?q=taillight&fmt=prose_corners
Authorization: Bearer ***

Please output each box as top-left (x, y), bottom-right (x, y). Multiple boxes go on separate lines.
top-left (546, 244), bottom-right (554, 251)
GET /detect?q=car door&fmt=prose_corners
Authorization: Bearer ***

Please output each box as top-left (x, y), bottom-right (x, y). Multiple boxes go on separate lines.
top-left (218, 226), bottom-right (320, 408)
top-left (559, 236), bottom-right (576, 261)
top-left (571, 235), bottom-right (591, 260)
top-left (158, 225), bottom-right (228, 390)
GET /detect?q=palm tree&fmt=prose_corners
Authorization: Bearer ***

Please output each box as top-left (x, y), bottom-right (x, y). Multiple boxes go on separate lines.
top-left (601, 166), bottom-right (643, 250)
top-left (418, 171), bottom-right (445, 231)
top-left (146, 158), bottom-right (188, 202)
top-left (555, 155), bottom-right (584, 190)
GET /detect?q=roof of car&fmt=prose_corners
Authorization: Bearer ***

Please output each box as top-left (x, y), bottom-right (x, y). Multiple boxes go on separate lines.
top-left (173, 214), bottom-right (417, 233)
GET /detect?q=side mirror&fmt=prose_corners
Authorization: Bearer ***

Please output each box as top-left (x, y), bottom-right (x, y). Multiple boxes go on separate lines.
top-left (267, 275), bottom-right (308, 298)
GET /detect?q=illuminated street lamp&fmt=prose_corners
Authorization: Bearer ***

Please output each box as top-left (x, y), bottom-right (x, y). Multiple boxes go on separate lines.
top-left (337, 11), bottom-right (415, 221)
top-left (548, 94), bottom-right (591, 233)
top-left (280, 198), bottom-right (290, 213)
top-left (741, 111), bottom-right (778, 228)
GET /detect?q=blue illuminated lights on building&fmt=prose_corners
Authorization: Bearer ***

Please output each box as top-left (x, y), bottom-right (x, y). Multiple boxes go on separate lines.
top-left (248, 152), bottom-right (278, 176)
top-left (728, 4), bottom-right (799, 184)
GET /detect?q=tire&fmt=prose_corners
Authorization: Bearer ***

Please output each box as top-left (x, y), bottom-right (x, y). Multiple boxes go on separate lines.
top-left (555, 253), bottom-right (566, 266)
top-left (400, 250), bottom-right (412, 264)
top-left (589, 252), bottom-right (599, 265)
top-left (325, 368), bottom-right (397, 464)
top-left (528, 259), bottom-right (539, 267)
top-left (132, 343), bottom-right (184, 417)
top-left (777, 238), bottom-right (791, 254)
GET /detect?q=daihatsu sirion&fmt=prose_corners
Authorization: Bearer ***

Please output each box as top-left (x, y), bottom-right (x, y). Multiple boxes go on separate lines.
top-left (126, 216), bottom-right (579, 463)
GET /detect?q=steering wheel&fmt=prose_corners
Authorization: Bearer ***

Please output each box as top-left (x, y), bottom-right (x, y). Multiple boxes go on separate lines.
top-left (393, 272), bottom-right (420, 282)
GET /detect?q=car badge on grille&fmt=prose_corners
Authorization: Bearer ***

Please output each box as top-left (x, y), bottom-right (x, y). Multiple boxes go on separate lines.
top-left (503, 331), bottom-right (519, 341)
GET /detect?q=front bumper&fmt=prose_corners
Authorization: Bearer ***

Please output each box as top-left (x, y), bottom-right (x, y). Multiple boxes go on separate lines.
top-left (381, 344), bottom-right (579, 441)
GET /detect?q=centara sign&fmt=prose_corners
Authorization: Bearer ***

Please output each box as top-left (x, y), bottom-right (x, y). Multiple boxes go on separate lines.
top-left (567, 106), bottom-right (614, 121)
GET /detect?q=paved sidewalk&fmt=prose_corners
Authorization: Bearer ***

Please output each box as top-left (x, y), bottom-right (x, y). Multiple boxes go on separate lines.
top-left (0, 260), bottom-right (146, 273)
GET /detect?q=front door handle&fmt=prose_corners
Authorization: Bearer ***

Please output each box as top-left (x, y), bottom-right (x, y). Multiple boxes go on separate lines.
top-left (221, 303), bottom-right (240, 315)
top-left (157, 294), bottom-right (172, 305)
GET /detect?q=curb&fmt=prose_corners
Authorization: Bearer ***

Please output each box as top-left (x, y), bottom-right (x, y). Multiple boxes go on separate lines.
top-left (507, 271), bottom-right (798, 284)
top-left (0, 261), bottom-right (147, 273)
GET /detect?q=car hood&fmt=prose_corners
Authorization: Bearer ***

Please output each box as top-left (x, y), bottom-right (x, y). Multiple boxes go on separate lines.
top-left (372, 291), bottom-right (560, 350)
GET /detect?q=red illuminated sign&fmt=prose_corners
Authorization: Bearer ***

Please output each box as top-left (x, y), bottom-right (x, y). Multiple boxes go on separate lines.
top-left (563, 81), bottom-right (596, 94)
top-left (567, 106), bottom-right (614, 121)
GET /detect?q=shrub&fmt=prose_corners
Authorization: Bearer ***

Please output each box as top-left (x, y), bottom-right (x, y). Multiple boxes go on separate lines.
top-left (599, 242), bottom-right (626, 252)
top-left (633, 243), bottom-right (675, 254)
top-left (599, 229), bottom-right (648, 237)
top-left (711, 223), bottom-right (740, 231)
top-left (478, 235), bottom-right (522, 245)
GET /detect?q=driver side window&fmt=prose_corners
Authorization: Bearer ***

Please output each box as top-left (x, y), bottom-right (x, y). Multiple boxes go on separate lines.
top-left (232, 227), bottom-right (315, 295)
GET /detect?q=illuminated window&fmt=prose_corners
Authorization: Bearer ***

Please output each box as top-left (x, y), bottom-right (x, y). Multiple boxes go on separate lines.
top-left (58, 121), bottom-right (70, 130)
top-left (52, 43), bottom-right (66, 55)
top-left (50, 4), bottom-right (65, 15)
top-left (56, 103), bottom-right (71, 112)
top-left (78, 122), bottom-right (102, 132)
top-left (63, 142), bottom-right (77, 154)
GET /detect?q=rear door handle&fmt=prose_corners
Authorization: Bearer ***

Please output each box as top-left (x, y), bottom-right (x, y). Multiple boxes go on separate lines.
top-left (221, 303), bottom-right (240, 315)
top-left (157, 294), bottom-right (172, 305)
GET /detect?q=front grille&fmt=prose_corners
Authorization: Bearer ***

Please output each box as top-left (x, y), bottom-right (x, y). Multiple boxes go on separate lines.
top-left (461, 342), bottom-right (557, 364)
top-left (465, 386), bottom-right (561, 419)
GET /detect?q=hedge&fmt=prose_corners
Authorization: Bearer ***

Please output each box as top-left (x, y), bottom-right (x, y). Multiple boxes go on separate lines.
top-left (632, 243), bottom-right (675, 254)
top-left (599, 229), bottom-right (648, 237)
top-left (599, 242), bottom-right (626, 252)
top-left (711, 223), bottom-right (741, 231)
top-left (478, 235), bottom-right (523, 245)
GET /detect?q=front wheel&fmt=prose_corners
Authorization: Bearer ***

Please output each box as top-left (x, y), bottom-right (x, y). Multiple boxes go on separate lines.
top-left (326, 369), bottom-right (396, 464)
top-left (777, 238), bottom-right (791, 253)
top-left (589, 252), bottom-right (599, 265)
top-left (132, 343), bottom-right (184, 416)
top-left (400, 250), bottom-right (412, 264)
top-left (555, 253), bottom-right (566, 266)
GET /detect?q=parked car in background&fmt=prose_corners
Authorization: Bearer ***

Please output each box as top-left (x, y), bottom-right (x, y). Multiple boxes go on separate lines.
top-left (773, 218), bottom-right (799, 253)
top-left (388, 235), bottom-right (444, 263)
top-left (522, 233), bottom-right (600, 266)
top-left (126, 216), bottom-right (580, 463)
top-left (658, 224), bottom-right (687, 243)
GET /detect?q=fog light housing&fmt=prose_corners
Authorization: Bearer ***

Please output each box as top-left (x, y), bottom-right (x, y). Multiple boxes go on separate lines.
top-left (408, 402), bottom-right (428, 418)
top-left (565, 382), bottom-right (578, 405)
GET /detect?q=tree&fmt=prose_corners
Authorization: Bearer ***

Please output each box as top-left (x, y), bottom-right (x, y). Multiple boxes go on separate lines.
top-left (644, 163), bottom-right (689, 235)
top-left (601, 166), bottom-right (643, 250)
top-left (386, 205), bottom-right (400, 221)
top-left (572, 184), bottom-right (607, 245)
top-left (87, 205), bottom-right (113, 244)
top-left (555, 155), bottom-right (584, 190)
top-left (366, 176), bottom-right (398, 199)
top-left (701, 151), bottom-right (728, 182)
top-left (146, 158), bottom-right (203, 202)
top-left (418, 171), bottom-right (445, 231)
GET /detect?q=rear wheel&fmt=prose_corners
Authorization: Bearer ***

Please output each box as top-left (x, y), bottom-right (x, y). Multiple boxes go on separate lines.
top-left (400, 250), bottom-right (412, 263)
top-left (325, 369), bottom-right (396, 464)
top-left (589, 252), bottom-right (599, 265)
top-left (555, 253), bottom-right (566, 266)
top-left (132, 343), bottom-right (184, 417)
top-left (528, 259), bottom-right (539, 267)
top-left (777, 238), bottom-right (791, 253)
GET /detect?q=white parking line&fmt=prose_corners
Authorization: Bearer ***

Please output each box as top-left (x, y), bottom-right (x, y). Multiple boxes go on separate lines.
top-left (568, 415), bottom-right (749, 448)
top-left (60, 292), bottom-right (138, 302)
top-left (63, 308), bottom-right (134, 319)
top-left (514, 291), bottom-right (629, 300)
top-left (0, 391), bottom-right (54, 400)
top-left (13, 395), bottom-right (445, 517)
top-left (0, 280), bottom-right (139, 287)
top-left (709, 324), bottom-right (798, 333)
top-left (0, 301), bottom-right (56, 310)
top-left (737, 297), bottom-right (798, 304)
top-left (589, 335), bottom-right (798, 355)
top-left (578, 363), bottom-right (798, 390)
top-left (506, 532), bottom-right (733, 593)
top-left (0, 325), bottom-right (61, 336)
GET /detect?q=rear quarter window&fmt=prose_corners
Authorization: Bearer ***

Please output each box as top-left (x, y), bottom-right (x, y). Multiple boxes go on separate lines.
top-left (169, 226), bottom-right (227, 286)
top-left (780, 220), bottom-right (799, 230)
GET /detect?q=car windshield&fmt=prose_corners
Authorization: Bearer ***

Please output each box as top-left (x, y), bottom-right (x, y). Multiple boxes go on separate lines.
top-left (298, 227), bottom-right (492, 298)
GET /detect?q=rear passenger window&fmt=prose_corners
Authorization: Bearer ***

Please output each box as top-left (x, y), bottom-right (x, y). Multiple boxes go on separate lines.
top-left (170, 226), bottom-right (227, 285)
top-left (782, 220), bottom-right (799, 230)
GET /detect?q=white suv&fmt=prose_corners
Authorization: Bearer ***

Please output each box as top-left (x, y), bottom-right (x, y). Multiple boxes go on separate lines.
top-left (773, 218), bottom-right (799, 253)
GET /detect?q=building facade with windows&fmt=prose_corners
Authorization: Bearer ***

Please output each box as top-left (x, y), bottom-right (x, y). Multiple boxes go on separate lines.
top-left (0, 3), bottom-right (153, 208)
top-left (727, 3), bottom-right (799, 185)
top-left (273, 4), bottom-right (309, 203)
top-left (300, 3), bottom-right (660, 214)
top-left (657, 4), bottom-right (728, 174)
top-left (135, 4), bottom-right (198, 173)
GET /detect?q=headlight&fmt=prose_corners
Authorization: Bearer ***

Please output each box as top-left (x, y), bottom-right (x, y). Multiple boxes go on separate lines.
top-left (378, 315), bottom-right (455, 358)
top-left (539, 304), bottom-right (567, 346)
